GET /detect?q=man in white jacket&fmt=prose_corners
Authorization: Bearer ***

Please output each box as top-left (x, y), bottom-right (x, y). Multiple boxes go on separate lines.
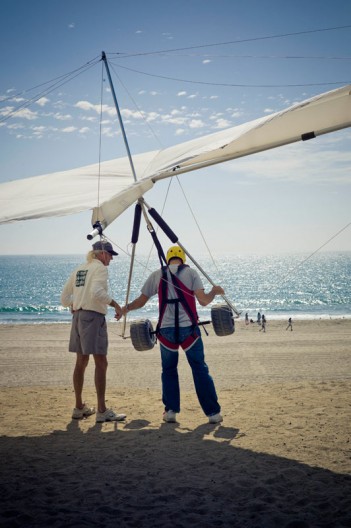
top-left (61, 240), bottom-right (126, 423)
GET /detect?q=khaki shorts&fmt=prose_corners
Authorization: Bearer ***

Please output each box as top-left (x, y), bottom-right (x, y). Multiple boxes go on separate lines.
top-left (69, 310), bottom-right (108, 355)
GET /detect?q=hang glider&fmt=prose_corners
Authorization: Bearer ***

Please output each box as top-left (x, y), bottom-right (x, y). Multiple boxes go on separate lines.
top-left (0, 83), bottom-right (350, 229)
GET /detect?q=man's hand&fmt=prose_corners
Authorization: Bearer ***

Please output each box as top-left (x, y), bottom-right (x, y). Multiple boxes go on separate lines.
top-left (211, 285), bottom-right (225, 296)
top-left (109, 299), bottom-right (122, 321)
top-left (120, 305), bottom-right (129, 317)
top-left (114, 308), bottom-right (122, 321)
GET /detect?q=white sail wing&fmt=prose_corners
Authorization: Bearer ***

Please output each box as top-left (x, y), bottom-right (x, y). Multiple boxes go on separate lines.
top-left (0, 84), bottom-right (350, 227)
top-left (0, 151), bottom-right (159, 224)
top-left (148, 83), bottom-right (351, 178)
top-left (92, 84), bottom-right (351, 230)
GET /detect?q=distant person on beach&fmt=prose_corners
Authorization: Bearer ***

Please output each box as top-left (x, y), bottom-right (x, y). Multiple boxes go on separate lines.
top-left (286, 317), bottom-right (293, 331)
top-left (245, 312), bottom-right (249, 325)
top-left (61, 240), bottom-right (126, 423)
top-left (257, 312), bottom-right (261, 325)
top-left (259, 314), bottom-right (266, 332)
top-left (121, 245), bottom-right (224, 424)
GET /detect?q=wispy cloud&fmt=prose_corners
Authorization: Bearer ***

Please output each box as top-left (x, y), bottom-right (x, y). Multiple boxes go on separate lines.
top-left (62, 126), bottom-right (77, 133)
top-left (36, 97), bottom-right (50, 107)
top-left (223, 139), bottom-right (351, 184)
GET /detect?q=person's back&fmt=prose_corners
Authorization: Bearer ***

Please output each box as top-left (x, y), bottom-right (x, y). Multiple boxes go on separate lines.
top-left (62, 259), bottom-right (109, 315)
top-left (122, 245), bottom-right (225, 424)
top-left (142, 263), bottom-right (202, 328)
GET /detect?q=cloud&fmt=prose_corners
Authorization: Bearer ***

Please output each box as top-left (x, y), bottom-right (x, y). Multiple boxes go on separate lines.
top-left (1, 104), bottom-right (38, 121)
top-left (145, 111), bottom-right (159, 122)
top-left (213, 118), bottom-right (232, 129)
top-left (80, 116), bottom-right (96, 123)
top-left (13, 108), bottom-right (38, 120)
top-left (189, 119), bottom-right (205, 129)
top-left (222, 139), bottom-right (351, 184)
top-left (121, 108), bottom-right (144, 120)
top-left (202, 59), bottom-right (212, 64)
top-left (177, 91), bottom-right (187, 97)
top-left (52, 112), bottom-right (72, 121)
top-left (7, 123), bottom-right (24, 130)
top-left (68, 23), bottom-right (75, 29)
top-left (0, 106), bottom-right (14, 117)
top-left (62, 126), bottom-right (77, 133)
top-left (102, 126), bottom-right (117, 137)
top-left (75, 100), bottom-right (116, 117)
top-left (36, 97), bottom-right (49, 107)
top-left (32, 126), bottom-right (46, 137)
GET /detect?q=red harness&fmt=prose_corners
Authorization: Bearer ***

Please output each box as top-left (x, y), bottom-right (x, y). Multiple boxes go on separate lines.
top-left (156, 265), bottom-right (199, 352)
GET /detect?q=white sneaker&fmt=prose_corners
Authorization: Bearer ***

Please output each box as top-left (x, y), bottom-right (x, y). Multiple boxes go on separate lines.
top-left (96, 409), bottom-right (127, 423)
top-left (163, 410), bottom-right (177, 423)
top-left (208, 413), bottom-right (223, 424)
top-left (72, 404), bottom-right (96, 419)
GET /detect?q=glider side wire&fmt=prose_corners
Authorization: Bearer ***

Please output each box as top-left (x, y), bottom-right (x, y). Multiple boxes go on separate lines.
top-left (106, 24), bottom-right (351, 58)
top-left (96, 60), bottom-right (105, 217)
top-left (0, 58), bottom-right (100, 124)
top-left (108, 62), bottom-right (164, 152)
top-left (107, 56), bottom-right (222, 281)
top-left (278, 221), bottom-right (351, 290)
top-left (174, 175), bottom-right (221, 273)
top-left (111, 62), bottom-right (349, 88)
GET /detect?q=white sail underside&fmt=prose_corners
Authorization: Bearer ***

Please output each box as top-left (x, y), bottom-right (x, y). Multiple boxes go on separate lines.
top-left (0, 84), bottom-right (350, 226)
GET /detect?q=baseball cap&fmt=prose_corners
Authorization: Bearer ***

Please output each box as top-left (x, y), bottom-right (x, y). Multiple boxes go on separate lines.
top-left (92, 241), bottom-right (118, 256)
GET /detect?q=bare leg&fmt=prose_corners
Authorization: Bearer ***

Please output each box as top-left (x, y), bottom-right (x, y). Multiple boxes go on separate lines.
top-left (94, 354), bottom-right (108, 412)
top-left (73, 353), bottom-right (90, 409)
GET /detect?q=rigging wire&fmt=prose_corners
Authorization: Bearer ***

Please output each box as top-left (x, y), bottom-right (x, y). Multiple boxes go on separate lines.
top-left (106, 60), bottom-right (223, 280)
top-left (174, 175), bottom-right (221, 272)
top-left (109, 62), bottom-right (349, 88)
top-left (108, 62), bottom-right (164, 150)
top-left (117, 53), bottom-right (351, 60)
top-left (0, 55), bottom-right (101, 105)
top-left (106, 24), bottom-right (351, 58)
top-left (0, 57), bottom-right (101, 124)
top-left (97, 60), bottom-right (105, 212)
top-left (277, 221), bottom-right (351, 289)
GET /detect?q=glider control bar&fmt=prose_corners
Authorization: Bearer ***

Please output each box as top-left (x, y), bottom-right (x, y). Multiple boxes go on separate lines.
top-left (140, 198), bottom-right (241, 317)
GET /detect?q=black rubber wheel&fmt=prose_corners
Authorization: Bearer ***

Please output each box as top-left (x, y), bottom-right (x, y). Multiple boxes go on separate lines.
top-left (211, 304), bottom-right (235, 336)
top-left (130, 319), bottom-right (157, 351)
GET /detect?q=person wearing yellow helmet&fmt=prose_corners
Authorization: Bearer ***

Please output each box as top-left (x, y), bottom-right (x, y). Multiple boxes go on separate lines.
top-left (121, 245), bottom-right (225, 424)
top-left (166, 245), bottom-right (186, 265)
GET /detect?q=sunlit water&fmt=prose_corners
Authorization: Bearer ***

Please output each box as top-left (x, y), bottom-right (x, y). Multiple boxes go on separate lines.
top-left (0, 252), bottom-right (350, 324)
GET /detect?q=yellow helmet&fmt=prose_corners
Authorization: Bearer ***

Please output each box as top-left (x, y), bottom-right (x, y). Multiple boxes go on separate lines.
top-left (166, 245), bottom-right (186, 264)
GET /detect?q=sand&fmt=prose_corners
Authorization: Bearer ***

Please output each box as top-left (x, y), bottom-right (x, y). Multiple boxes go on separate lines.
top-left (0, 319), bottom-right (350, 527)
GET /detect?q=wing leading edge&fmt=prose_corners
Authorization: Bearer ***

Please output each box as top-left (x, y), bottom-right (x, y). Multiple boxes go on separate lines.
top-left (0, 84), bottom-right (350, 227)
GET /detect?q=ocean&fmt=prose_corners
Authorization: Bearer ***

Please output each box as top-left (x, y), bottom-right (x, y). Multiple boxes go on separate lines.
top-left (0, 252), bottom-right (350, 324)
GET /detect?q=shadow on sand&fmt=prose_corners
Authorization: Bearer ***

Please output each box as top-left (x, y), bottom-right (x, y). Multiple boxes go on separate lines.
top-left (0, 419), bottom-right (350, 528)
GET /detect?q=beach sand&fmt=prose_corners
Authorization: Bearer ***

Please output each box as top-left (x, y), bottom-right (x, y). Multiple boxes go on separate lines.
top-left (0, 319), bottom-right (350, 527)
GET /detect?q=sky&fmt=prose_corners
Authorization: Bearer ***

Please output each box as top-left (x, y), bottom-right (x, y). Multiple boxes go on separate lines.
top-left (0, 0), bottom-right (350, 257)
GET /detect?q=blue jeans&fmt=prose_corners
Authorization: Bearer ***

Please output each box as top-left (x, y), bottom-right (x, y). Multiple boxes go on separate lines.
top-left (159, 326), bottom-right (221, 416)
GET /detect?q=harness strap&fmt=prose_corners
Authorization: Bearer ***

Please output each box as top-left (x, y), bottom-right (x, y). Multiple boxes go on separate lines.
top-left (156, 265), bottom-right (199, 349)
top-left (158, 331), bottom-right (200, 352)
